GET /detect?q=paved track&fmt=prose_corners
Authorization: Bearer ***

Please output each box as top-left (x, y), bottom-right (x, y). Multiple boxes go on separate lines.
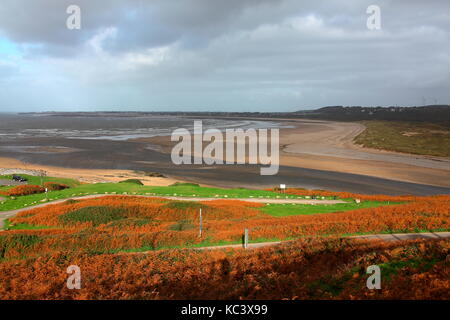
top-left (195, 232), bottom-right (450, 251)
top-left (2, 195), bottom-right (448, 251)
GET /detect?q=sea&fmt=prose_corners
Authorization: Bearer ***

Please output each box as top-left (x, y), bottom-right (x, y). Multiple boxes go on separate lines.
top-left (0, 112), bottom-right (281, 142)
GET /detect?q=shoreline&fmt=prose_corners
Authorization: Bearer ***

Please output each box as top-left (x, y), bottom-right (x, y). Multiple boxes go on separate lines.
top-left (133, 118), bottom-right (450, 188)
top-left (278, 120), bottom-right (450, 188)
top-left (0, 157), bottom-right (180, 186)
top-left (0, 118), bottom-right (449, 191)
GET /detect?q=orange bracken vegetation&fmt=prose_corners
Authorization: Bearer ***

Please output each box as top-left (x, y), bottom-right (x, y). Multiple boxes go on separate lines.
top-left (1, 194), bottom-right (448, 261)
top-left (269, 187), bottom-right (424, 202)
top-left (0, 238), bottom-right (448, 300)
top-left (206, 195), bottom-right (450, 242)
top-left (1, 185), bottom-right (45, 196)
top-left (43, 182), bottom-right (69, 191)
top-left (1, 197), bottom-right (266, 260)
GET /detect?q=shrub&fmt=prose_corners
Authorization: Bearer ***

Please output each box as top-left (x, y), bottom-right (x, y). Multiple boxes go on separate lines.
top-left (1, 185), bottom-right (45, 197)
top-left (119, 179), bottom-right (144, 185)
top-left (170, 182), bottom-right (200, 187)
top-left (169, 220), bottom-right (195, 231)
top-left (0, 238), bottom-right (448, 299)
top-left (144, 172), bottom-right (166, 178)
top-left (43, 182), bottom-right (69, 191)
top-left (64, 199), bottom-right (79, 205)
top-left (163, 201), bottom-right (206, 210)
top-left (6, 195), bottom-right (449, 262)
top-left (275, 188), bottom-right (419, 202)
top-left (59, 206), bottom-right (125, 226)
top-left (0, 234), bottom-right (41, 259)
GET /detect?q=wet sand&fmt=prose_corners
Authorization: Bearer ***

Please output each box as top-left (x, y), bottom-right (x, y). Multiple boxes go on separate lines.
top-left (280, 120), bottom-right (450, 170)
top-left (2, 154), bottom-right (448, 195)
top-left (279, 120), bottom-right (450, 188)
top-left (0, 118), bottom-right (449, 195)
top-left (137, 119), bottom-right (450, 188)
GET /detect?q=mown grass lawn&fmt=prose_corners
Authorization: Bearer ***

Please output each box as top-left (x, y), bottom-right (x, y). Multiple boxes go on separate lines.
top-left (260, 201), bottom-right (397, 217)
top-left (0, 174), bottom-right (81, 187)
top-left (0, 182), bottom-right (325, 212)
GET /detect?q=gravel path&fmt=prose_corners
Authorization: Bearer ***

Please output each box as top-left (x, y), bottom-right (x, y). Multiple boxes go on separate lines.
top-left (3, 194), bottom-right (446, 251)
top-left (0, 179), bottom-right (26, 187)
top-left (195, 232), bottom-right (450, 251)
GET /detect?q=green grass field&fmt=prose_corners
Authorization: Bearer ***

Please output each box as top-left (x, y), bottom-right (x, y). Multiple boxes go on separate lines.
top-left (0, 180), bottom-right (337, 212)
top-left (1, 183), bottom-right (447, 253)
top-left (3, 220), bottom-right (54, 231)
top-left (354, 120), bottom-right (450, 157)
top-left (0, 186), bottom-right (11, 192)
top-left (0, 174), bottom-right (80, 188)
top-left (260, 201), bottom-right (396, 217)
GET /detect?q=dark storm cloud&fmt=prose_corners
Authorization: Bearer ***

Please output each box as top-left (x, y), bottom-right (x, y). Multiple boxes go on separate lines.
top-left (0, 0), bottom-right (449, 111)
top-left (0, 0), bottom-right (283, 54)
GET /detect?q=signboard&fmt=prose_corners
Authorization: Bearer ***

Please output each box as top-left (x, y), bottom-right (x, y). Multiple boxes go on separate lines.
top-left (280, 184), bottom-right (286, 190)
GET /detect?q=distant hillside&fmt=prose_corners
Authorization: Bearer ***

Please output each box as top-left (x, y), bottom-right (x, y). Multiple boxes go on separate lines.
top-left (22, 105), bottom-right (450, 124)
top-left (295, 105), bottom-right (450, 124)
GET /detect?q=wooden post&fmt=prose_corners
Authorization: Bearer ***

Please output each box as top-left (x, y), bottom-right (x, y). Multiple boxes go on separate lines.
top-left (244, 228), bottom-right (249, 249)
top-left (199, 208), bottom-right (203, 238)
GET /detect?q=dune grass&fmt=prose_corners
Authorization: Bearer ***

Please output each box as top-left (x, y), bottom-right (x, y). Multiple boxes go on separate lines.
top-left (354, 120), bottom-right (450, 157)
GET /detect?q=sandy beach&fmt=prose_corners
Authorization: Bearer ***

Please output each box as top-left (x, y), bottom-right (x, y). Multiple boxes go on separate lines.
top-left (0, 116), bottom-right (449, 193)
top-left (279, 120), bottom-right (450, 187)
top-left (134, 118), bottom-right (450, 188)
top-left (0, 156), bottom-right (179, 186)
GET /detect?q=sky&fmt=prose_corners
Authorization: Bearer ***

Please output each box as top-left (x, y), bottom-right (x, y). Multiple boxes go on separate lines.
top-left (0, 0), bottom-right (449, 112)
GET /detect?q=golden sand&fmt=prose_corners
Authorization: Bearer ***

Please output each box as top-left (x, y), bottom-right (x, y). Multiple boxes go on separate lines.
top-left (0, 157), bottom-right (179, 186)
top-left (1, 119), bottom-right (449, 188)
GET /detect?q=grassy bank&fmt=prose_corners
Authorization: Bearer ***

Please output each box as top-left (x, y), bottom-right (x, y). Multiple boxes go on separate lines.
top-left (1, 193), bottom-right (447, 263)
top-left (0, 174), bottom-right (81, 188)
top-left (0, 182), bottom-right (329, 212)
top-left (260, 201), bottom-right (396, 217)
top-left (354, 120), bottom-right (450, 157)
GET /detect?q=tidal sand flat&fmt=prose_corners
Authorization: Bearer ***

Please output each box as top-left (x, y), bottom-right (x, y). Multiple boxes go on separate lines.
top-left (141, 117), bottom-right (450, 189)
top-left (279, 119), bottom-right (450, 187)
top-left (0, 113), bottom-right (449, 195)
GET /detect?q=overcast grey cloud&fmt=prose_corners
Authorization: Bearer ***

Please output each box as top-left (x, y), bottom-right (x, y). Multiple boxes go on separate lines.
top-left (0, 0), bottom-right (449, 111)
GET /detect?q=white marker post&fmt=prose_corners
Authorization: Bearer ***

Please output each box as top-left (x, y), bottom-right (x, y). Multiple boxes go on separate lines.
top-left (199, 208), bottom-right (203, 238)
top-left (244, 228), bottom-right (249, 249)
top-left (280, 184), bottom-right (286, 194)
